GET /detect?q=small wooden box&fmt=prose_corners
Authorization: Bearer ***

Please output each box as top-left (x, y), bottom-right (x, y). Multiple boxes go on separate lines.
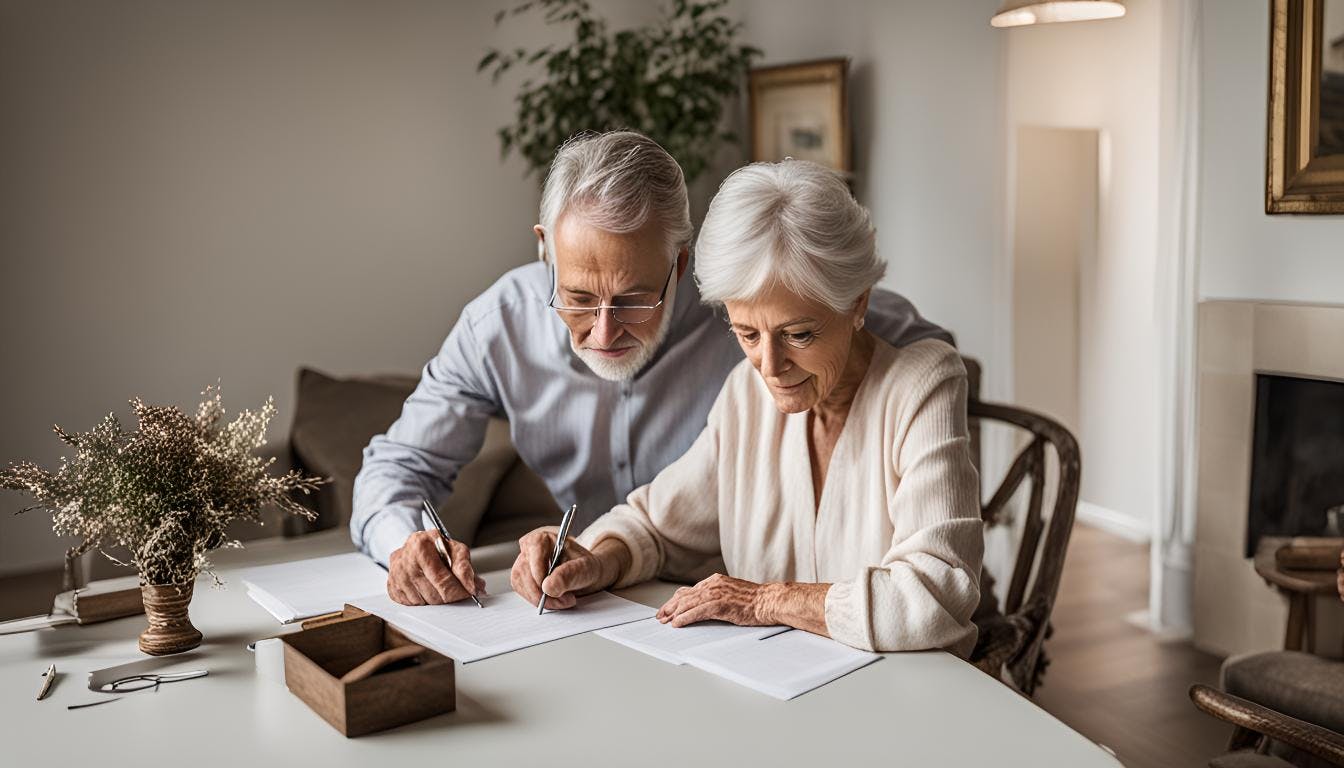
top-left (281, 613), bottom-right (455, 737)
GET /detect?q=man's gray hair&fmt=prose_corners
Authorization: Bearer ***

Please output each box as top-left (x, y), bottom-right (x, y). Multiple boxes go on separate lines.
top-left (695, 160), bottom-right (887, 313)
top-left (538, 131), bottom-right (693, 263)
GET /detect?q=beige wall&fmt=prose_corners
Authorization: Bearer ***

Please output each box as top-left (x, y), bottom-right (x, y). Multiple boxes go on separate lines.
top-left (733, 0), bottom-right (1004, 384)
top-left (1002, 0), bottom-right (1164, 540)
top-left (0, 0), bottom-right (659, 574)
top-left (1012, 126), bottom-right (1097, 434)
top-left (1199, 1), bottom-right (1344, 302)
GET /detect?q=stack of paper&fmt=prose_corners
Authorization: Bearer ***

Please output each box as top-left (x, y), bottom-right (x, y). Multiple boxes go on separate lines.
top-left (352, 590), bottom-right (654, 663)
top-left (239, 553), bottom-right (388, 623)
top-left (596, 618), bottom-right (789, 665)
top-left (679, 630), bottom-right (880, 700)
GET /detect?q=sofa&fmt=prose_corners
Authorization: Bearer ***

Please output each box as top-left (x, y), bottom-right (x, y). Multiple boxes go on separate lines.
top-left (281, 367), bottom-right (561, 572)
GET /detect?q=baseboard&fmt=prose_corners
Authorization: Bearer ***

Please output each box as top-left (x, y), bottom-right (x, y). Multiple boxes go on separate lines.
top-left (1076, 501), bottom-right (1151, 543)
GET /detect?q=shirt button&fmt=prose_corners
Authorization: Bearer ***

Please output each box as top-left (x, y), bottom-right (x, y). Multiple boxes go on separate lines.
top-left (616, 460), bottom-right (627, 470)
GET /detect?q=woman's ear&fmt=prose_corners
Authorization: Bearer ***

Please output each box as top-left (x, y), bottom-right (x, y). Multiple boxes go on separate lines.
top-left (533, 225), bottom-right (547, 263)
top-left (853, 289), bottom-right (872, 330)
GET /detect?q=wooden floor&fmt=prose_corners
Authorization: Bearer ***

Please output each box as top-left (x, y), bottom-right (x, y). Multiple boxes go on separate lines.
top-left (1034, 524), bottom-right (1229, 768)
top-left (1, 524), bottom-right (1234, 766)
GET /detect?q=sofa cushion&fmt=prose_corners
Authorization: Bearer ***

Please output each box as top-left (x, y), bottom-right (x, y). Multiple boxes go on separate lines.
top-left (289, 367), bottom-right (519, 544)
top-left (1222, 651), bottom-right (1344, 735)
top-left (473, 457), bottom-right (561, 546)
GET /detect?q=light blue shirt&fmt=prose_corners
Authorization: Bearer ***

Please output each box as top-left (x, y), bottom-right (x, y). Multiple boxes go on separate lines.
top-left (351, 260), bottom-right (952, 565)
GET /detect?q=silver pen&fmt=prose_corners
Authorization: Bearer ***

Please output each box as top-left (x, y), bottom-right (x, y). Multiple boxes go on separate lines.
top-left (539, 504), bottom-right (578, 615)
top-left (37, 663), bottom-right (55, 700)
top-left (421, 498), bottom-right (484, 608)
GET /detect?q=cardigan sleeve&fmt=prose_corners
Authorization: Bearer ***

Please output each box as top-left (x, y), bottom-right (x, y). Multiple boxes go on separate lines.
top-left (823, 362), bottom-right (985, 658)
top-left (575, 408), bottom-right (724, 589)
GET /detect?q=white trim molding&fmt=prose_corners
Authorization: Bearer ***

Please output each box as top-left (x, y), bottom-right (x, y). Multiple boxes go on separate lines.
top-left (1077, 501), bottom-right (1152, 543)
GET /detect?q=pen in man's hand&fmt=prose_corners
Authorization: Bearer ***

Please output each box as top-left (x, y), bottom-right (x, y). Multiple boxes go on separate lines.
top-left (421, 499), bottom-right (484, 608)
top-left (539, 504), bottom-right (578, 615)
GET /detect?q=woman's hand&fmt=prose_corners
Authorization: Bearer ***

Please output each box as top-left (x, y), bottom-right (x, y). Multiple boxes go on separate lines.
top-left (1337, 549), bottom-right (1343, 603)
top-left (656, 573), bottom-right (776, 627)
top-left (510, 528), bottom-right (628, 610)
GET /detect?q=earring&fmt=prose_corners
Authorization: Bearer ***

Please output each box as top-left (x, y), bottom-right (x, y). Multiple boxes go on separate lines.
top-left (855, 317), bottom-right (865, 330)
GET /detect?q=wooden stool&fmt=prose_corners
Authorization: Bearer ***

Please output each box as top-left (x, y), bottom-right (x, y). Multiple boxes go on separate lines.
top-left (1253, 537), bottom-right (1343, 653)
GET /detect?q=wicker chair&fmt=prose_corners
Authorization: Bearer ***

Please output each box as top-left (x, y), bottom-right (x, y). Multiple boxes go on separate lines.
top-left (961, 359), bottom-right (1082, 695)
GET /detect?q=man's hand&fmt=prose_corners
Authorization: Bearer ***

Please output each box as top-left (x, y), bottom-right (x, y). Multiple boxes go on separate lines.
top-left (510, 528), bottom-right (619, 610)
top-left (387, 530), bottom-right (485, 606)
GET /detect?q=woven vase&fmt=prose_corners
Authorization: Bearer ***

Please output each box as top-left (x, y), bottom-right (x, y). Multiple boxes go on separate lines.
top-left (139, 582), bottom-right (203, 656)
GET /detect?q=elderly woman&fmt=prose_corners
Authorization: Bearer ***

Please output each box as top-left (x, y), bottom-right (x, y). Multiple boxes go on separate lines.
top-left (510, 160), bottom-right (983, 656)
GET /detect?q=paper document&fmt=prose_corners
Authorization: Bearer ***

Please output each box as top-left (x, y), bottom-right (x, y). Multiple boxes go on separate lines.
top-left (239, 552), bottom-right (387, 623)
top-left (680, 630), bottom-right (880, 700)
top-left (352, 590), bottom-right (654, 663)
top-left (597, 618), bottom-right (789, 665)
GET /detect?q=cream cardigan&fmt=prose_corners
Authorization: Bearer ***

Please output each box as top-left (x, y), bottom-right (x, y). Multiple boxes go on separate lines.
top-left (576, 337), bottom-right (985, 658)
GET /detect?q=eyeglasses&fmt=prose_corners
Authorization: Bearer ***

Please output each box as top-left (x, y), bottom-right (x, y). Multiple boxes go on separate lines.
top-left (548, 261), bottom-right (676, 326)
top-left (98, 669), bottom-right (208, 693)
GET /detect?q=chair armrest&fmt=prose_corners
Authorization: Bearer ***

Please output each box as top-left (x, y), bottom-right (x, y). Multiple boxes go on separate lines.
top-left (1190, 684), bottom-right (1344, 766)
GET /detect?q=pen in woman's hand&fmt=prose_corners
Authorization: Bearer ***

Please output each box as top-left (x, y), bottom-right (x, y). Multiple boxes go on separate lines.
top-left (539, 504), bottom-right (578, 614)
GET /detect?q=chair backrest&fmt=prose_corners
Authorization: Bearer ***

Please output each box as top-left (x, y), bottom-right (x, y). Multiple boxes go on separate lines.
top-left (962, 357), bottom-right (1081, 693)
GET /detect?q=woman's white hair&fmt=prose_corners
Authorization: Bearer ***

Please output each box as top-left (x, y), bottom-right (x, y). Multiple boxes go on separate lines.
top-left (539, 131), bottom-right (692, 263)
top-left (694, 160), bottom-right (886, 313)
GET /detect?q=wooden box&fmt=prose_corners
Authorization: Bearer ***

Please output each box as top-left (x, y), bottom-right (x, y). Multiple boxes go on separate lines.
top-left (281, 613), bottom-right (455, 737)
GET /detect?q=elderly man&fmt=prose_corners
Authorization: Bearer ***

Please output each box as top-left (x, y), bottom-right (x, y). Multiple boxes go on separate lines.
top-left (352, 130), bottom-right (952, 606)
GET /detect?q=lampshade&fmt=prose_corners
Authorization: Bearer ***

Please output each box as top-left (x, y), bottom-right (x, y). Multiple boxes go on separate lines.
top-left (990, 0), bottom-right (1125, 28)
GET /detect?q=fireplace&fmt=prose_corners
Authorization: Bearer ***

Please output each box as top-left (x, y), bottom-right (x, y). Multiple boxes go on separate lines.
top-left (1195, 301), bottom-right (1344, 657)
top-left (1246, 372), bottom-right (1344, 556)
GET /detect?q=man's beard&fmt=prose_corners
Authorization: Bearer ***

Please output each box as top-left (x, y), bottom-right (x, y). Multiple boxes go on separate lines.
top-left (572, 279), bottom-right (677, 382)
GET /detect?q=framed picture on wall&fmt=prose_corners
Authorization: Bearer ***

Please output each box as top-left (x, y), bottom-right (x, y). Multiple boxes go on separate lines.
top-left (748, 58), bottom-right (850, 173)
top-left (1266, 0), bottom-right (1344, 213)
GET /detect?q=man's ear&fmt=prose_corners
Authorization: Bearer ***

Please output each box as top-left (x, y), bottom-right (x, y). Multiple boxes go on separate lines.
top-left (676, 246), bottom-right (690, 281)
top-left (534, 225), bottom-right (547, 263)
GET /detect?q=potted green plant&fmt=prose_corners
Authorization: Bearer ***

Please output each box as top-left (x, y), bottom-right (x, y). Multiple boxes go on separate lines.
top-left (1, 386), bottom-right (325, 655)
top-left (479, 0), bottom-right (761, 183)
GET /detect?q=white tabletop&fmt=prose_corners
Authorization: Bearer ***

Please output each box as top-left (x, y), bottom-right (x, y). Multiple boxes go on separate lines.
top-left (2, 531), bottom-right (1121, 766)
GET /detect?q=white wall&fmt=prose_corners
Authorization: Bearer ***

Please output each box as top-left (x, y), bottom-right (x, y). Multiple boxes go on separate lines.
top-left (1, 0), bottom-right (1006, 575)
top-left (1198, 1), bottom-right (1344, 303)
top-left (1001, 0), bottom-right (1164, 538)
top-left (734, 0), bottom-right (1005, 390)
top-left (0, 0), bottom-right (659, 575)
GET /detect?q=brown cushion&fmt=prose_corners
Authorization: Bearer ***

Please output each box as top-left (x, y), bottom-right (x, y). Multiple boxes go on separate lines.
top-left (1223, 651), bottom-right (1344, 735)
top-left (289, 368), bottom-right (519, 543)
top-left (474, 458), bottom-right (560, 546)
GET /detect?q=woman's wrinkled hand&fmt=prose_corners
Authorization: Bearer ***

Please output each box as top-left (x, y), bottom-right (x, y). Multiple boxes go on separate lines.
top-left (510, 527), bottom-right (610, 610)
top-left (656, 573), bottom-right (774, 627)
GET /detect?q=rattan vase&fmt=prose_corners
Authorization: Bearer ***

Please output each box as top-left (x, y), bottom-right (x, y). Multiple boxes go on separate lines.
top-left (139, 582), bottom-right (203, 656)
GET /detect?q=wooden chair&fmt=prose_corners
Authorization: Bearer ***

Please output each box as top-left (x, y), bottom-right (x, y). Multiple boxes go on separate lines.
top-left (1189, 544), bottom-right (1344, 768)
top-left (1190, 683), bottom-right (1344, 768)
top-left (961, 359), bottom-right (1081, 695)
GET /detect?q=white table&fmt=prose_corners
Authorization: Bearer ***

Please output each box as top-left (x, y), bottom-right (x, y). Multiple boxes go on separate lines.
top-left (2, 531), bottom-right (1121, 766)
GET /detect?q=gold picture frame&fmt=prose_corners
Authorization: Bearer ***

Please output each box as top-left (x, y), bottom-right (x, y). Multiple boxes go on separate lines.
top-left (748, 58), bottom-right (850, 173)
top-left (1266, 0), bottom-right (1344, 213)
